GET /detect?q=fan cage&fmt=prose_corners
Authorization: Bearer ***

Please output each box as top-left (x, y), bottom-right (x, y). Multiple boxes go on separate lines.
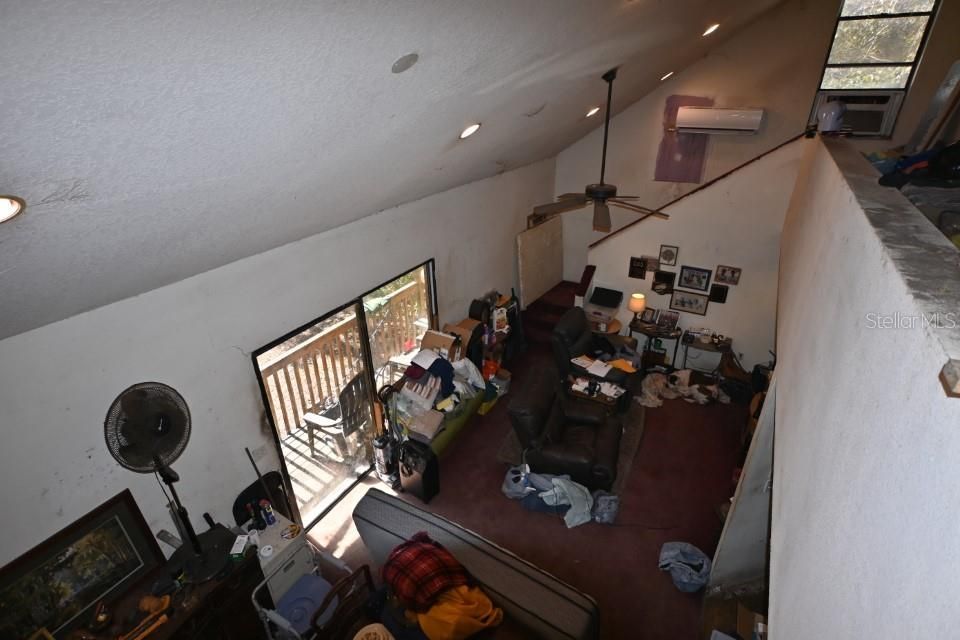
top-left (104, 381), bottom-right (191, 473)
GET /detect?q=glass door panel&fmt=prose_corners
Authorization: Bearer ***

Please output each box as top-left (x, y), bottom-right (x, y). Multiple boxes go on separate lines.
top-left (254, 303), bottom-right (375, 526)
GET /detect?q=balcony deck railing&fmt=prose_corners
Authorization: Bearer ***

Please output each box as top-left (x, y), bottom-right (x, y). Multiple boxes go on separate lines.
top-left (258, 280), bottom-right (425, 438)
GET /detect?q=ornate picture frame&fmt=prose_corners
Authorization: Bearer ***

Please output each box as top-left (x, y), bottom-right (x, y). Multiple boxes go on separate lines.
top-left (0, 490), bottom-right (163, 639)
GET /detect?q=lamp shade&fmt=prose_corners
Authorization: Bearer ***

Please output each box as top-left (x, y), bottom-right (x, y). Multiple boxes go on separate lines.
top-left (628, 293), bottom-right (646, 313)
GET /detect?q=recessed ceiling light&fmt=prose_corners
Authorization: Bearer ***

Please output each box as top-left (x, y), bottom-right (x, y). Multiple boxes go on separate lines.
top-left (586, 106), bottom-right (601, 117)
top-left (0, 196), bottom-right (24, 224)
top-left (391, 52), bottom-right (419, 74)
top-left (660, 71), bottom-right (674, 81)
top-left (459, 123), bottom-right (481, 139)
top-left (702, 23), bottom-right (720, 36)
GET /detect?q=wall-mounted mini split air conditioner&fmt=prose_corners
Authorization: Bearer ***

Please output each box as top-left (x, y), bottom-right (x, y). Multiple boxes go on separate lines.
top-left (675, 107), bottom-right (765, 134)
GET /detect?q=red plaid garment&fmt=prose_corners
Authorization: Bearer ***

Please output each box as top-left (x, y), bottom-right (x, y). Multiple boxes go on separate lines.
top-left (382, 532), bottom-right (471, 611)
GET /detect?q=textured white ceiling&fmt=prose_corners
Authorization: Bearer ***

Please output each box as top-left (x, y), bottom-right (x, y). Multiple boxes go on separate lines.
top-left (0, 0), bottom-right (781, 339)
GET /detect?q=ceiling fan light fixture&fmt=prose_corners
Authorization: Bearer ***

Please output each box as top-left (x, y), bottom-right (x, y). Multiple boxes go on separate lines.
top-left (0, 196), bottom-right (24, 224)
top-left (660, 71), bottom-right (674, 81)
top-left (459, 123), bottom-right (481, 139)
top-left (586, 106), bottom-right (601, 117)
top-left (702, 23), bottom-right (720, 36)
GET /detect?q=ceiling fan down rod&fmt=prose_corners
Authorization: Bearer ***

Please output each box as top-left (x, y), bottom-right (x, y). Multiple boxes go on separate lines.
top-left (599, 67), bottom-right (617, 186)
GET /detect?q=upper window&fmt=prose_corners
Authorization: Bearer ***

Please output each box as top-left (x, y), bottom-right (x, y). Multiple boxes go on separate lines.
top-left (819, 0), bottom-right (938, 91)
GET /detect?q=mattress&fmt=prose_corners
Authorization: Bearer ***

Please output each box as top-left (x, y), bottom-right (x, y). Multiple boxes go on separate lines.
top-left (352, 488), bottom-right (599, 640)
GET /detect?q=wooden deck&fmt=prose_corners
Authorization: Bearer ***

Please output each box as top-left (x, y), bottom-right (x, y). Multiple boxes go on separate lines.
top-left (280, 424), bottom-right (368, 526)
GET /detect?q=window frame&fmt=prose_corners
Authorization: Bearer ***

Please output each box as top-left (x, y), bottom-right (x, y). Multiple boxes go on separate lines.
top-left (250, 258), bottom-right (438, 528)
top-left (813, 0), bottom-right (941, 138)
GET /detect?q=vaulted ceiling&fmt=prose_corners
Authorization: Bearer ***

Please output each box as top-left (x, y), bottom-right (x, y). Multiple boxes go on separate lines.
top-left (1, 0), bottom-right (783, 339)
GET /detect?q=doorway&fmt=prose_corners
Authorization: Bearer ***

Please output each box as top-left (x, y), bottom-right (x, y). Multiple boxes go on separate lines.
top-left (252, 261), bottom-right (436, 527)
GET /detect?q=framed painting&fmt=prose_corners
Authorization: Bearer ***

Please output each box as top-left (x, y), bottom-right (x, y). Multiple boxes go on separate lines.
top-left (677, 265), bottom-right (711, 292)
top-left (670, 290), bottom-right (709, 316)
top-left (0, 490), bottom-right (163, 639)
top-left (715, 265), bottom-right (742, 285)
top-left (658, 244), bottom-right (678, 267)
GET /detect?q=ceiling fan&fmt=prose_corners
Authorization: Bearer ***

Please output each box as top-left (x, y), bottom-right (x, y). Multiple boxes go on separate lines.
top-left (531, 68), bottom-right (669, 233)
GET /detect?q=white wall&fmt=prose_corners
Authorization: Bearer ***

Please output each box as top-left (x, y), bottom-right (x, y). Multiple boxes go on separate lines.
top-left (0, 158), bottom-right (554, 566)
top-left (586, 139), bottom-right (804, 368)
top-left (772, 140), bottom-right (960, 636)
top-left (557, 0), bottom-right (840, 281)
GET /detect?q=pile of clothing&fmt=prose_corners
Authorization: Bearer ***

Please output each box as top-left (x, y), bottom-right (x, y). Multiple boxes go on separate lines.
top-left (636, 370), bottom-right (730, 408)
top-left (396, 350), bottom-right (487, 442)
top-left (501, 465), bottom-right (619, 527)
top-left (375, 532), bottom-right (503, 640)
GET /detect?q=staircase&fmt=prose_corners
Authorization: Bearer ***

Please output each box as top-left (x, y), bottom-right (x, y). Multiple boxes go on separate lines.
top-left (521, 266), bottom-right (595, 344)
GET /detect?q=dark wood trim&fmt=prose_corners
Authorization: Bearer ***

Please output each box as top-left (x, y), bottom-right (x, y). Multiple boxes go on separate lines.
top-left (589, 134), bottom-right (805, 250)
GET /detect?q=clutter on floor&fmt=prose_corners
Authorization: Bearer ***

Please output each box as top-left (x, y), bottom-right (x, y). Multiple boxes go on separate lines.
top-left (637, 370), bottom-right (731, 407)
top-left (500, 464), bottom-right (618, 527)
top-left (658, 541), bottom-right (712, 593)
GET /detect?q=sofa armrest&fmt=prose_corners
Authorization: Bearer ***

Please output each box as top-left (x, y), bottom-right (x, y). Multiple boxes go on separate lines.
top-left (559, 397), bottom-right (607, 426)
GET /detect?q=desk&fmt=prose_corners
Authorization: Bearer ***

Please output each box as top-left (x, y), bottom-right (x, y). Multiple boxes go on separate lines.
top-left (85, 548), bottom-right (266, 640)
top-left (681, 334), bottom-right (732, 373)
top-left (629, 320), bottom-right (682, 366)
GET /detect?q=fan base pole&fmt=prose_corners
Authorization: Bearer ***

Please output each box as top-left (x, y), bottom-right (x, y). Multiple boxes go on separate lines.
top-left (170, 528), bottom-right (232, 583)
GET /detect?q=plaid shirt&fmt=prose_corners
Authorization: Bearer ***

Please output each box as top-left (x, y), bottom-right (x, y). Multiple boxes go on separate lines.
top-left (382, 532), bottom-right (471, 611)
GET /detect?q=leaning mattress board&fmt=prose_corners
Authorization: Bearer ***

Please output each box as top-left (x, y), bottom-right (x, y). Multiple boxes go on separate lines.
top-left (353, 488), bottom-right (599, 640)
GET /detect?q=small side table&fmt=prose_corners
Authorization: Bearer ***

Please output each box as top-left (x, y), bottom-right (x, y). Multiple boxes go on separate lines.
top-left (589, 318), bottom-right (622, 335)
top-left (681, 334), bottom-right (733, 373)
top-left (629, 320), bottom-right (682, 367)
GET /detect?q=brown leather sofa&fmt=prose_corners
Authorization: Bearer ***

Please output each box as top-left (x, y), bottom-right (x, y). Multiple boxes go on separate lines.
top-left (507, 372), bottom-right (622, 491)
top-left (551, 307), bottom-right (628, 385)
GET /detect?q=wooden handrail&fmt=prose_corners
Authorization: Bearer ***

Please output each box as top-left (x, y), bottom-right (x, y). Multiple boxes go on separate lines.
top-left (589, 134), bottom-right (806, 249)
top-left (259, 280), bottom-right (425, 437)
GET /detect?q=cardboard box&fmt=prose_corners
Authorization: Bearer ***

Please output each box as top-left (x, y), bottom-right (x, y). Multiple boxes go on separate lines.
top-left (420, 329), bottom-right (458, 360)
top-left (440, 318), bottom-right (484, 361)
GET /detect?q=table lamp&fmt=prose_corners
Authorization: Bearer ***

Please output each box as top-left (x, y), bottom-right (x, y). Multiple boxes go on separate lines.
top-left (628, 292), bottom-right (646, 322)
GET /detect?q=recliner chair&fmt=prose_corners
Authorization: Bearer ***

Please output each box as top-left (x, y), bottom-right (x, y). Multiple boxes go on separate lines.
top-left (551, 307), bottom-right (627, 384)
top-left (507, 372), bottom-right (622, 491)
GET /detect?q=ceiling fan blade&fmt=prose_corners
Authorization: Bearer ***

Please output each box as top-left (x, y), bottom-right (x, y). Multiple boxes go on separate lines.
top-left (558, 193), bottom-right (587, 200)
top-left (533, 196), bottom-right (589, 216)
top-left (609, 199), bottom-right (670, 219)
top-left (593, 202), bottom-right (611, 233)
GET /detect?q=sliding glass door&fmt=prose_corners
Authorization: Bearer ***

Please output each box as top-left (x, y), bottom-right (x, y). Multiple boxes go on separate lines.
top-left (252, 261), bottom-right (436, 527)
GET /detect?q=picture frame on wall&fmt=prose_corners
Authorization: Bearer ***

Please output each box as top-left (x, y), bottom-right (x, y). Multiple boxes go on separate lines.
top-left (0, 490), bottom-right (164, 639)
top-left (670, 289), bottom-right (709, 316)
top-left (677, 265), bottom-right (711, 292)
top-left (715, 265), bottom-right (742, 285)
top-left (659, 244), bottom-right (679, 266)
top-left (628, 256), bottom-right (647, 279)
top-left (709, 283), bottom-right (729, 303)
top-left (657, 309), bottom-right (680, 330)
top-left (652, 270), bottom-right (675, 295)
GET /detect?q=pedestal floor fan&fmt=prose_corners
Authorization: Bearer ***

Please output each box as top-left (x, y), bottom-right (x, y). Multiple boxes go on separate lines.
top-left (104, 382), bottom-right (230, 582)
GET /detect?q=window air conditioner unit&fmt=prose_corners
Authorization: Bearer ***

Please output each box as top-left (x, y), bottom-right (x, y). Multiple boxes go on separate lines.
top-left (675, 107), bottom-right (765, 134)
top-left (810, 90), bottom-right (904, 137)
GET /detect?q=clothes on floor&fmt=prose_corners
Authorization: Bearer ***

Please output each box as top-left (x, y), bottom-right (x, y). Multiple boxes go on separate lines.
top-left (520, 492), bottom-right (570, 515)
top-left (636, 371), bottom-right (731, 408)
top-left (658, 541), bottom-right (712, 593)
top-left (539, 477), bottom-right (594, 528)
top-left (382, 532), bottom-right (472, 611)
top-left (591, 490), bottom-right (619, 524)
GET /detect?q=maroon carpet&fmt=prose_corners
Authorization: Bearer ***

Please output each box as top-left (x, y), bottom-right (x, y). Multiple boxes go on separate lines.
top-left (407, 346), bottom-right (745, 639)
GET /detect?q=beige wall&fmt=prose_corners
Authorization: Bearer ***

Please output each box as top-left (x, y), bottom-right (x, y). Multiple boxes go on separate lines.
top-left (772, 138), bottom-right (960, 637)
